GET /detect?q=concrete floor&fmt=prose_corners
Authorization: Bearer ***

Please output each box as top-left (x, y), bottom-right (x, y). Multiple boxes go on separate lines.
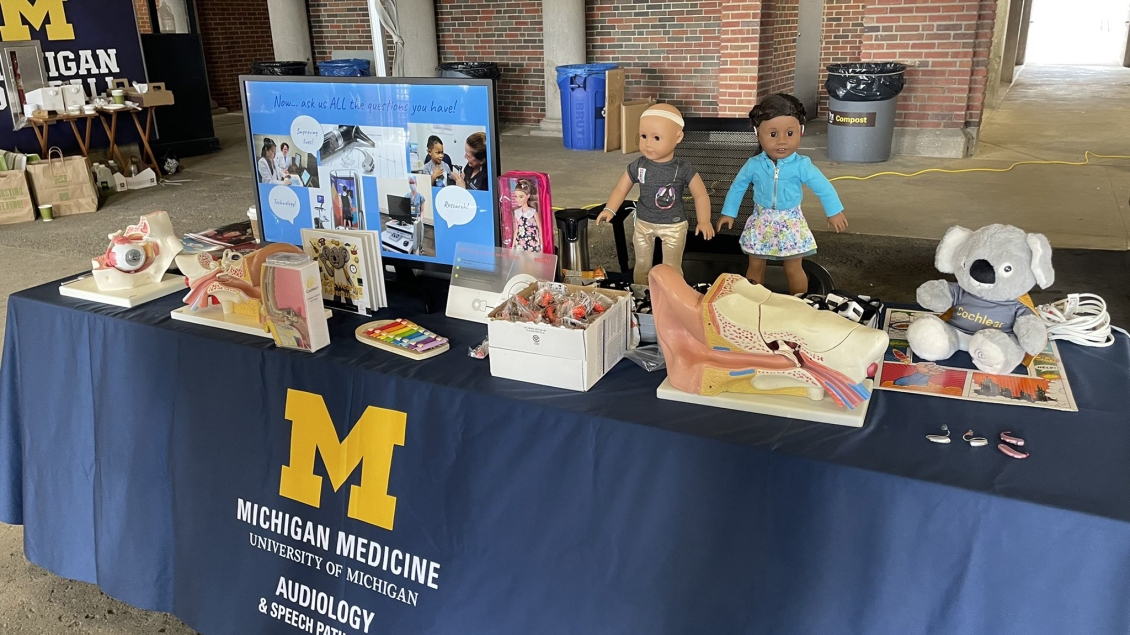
top-left (0, 63), bottom-right (1127, 635)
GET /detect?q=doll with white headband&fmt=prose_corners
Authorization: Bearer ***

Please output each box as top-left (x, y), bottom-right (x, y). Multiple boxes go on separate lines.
top-left (597, 103), bottom-right (713, 285)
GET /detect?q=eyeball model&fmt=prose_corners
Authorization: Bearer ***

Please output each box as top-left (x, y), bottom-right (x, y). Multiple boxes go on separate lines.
top-left (90, 212), bottom-right (184, 292)
top-left (110, 242), bottom-right (147, 271)
top-left (104, 236), bottom-right (158, 273)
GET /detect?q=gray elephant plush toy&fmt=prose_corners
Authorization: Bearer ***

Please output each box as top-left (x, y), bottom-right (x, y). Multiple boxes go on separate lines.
top-left (906, 224), bottom-right (1054, 375)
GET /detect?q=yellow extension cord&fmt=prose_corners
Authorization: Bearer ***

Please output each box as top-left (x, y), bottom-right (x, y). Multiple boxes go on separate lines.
top-left (554, 151), bottom-right (1130, 210)
top-left (827, 150), bottom-right (1130, 182)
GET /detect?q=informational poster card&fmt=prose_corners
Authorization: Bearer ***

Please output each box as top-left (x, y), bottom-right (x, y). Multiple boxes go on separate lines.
top-left (243, 79), bottom-right (498, 267)
top-left (446, 242), bottom-right (558, 324)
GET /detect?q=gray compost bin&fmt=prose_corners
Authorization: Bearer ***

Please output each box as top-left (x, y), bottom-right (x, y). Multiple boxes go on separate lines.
top-left (824, 63), bottom-right (907, 163)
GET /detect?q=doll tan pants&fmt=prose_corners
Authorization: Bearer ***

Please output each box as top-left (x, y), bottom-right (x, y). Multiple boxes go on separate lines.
top-left (633, 218), bottom-right (688, 285)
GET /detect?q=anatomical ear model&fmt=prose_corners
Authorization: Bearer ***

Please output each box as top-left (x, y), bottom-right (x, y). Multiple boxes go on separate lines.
top-left (175, 243), bottom-right (303, 320)
top-left (650, 264), bottom-right (888, 409)
top-left (92, 211), bottom-right (183, 291)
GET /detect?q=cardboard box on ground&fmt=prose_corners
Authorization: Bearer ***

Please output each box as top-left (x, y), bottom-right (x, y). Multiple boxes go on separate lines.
top-left (487, 282), bottom-right (632, 392)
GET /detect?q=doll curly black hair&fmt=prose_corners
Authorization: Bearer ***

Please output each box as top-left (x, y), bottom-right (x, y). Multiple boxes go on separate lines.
top-left (749, 93), bottom-right (807, 129)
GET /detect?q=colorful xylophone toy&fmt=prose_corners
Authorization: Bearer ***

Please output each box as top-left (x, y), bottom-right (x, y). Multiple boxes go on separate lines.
top-left (355, 319), bottom-right (450, 360)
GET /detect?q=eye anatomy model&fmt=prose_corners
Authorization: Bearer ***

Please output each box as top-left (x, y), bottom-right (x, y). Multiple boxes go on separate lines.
top-left (649, 264), bottom-right (889, 409)
top-left (91, 211), bottom-right (184, 291)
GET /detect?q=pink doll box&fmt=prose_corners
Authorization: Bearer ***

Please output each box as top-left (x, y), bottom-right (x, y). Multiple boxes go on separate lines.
top-left (499, 171), bottom-right (555, 255)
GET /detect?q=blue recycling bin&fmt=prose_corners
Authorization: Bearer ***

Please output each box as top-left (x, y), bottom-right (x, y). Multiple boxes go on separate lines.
top-left (556, 63), bottom-right (618, 150)
top-left (316, 59), bottom-right (371, 77)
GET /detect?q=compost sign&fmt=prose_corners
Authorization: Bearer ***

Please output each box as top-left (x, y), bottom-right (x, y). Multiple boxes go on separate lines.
top-left (0, 0), bottom-right (147, 151)
top-left (827, 110), bottom-right (876, 127)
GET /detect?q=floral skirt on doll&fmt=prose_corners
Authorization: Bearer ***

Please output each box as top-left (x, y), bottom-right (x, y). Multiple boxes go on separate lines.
top-left (739, 204), bottom-right (817, 260)
top-left (515, 214), bottom-right (541, 252)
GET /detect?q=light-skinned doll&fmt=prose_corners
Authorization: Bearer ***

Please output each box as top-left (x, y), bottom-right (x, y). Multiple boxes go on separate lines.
top-left (511, 178), bottom-right (541, 253)
top-left (597, 103), bottom-right (713, 285)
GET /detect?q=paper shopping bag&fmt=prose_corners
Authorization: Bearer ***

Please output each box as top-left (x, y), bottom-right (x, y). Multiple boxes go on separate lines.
top-left (0, 169), bottom-right (35, 224)
top-left (26, 147), bottom-right (99, 217)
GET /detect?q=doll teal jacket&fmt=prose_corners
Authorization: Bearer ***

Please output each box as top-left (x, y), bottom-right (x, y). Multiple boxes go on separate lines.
top-left (720, 151), bottom-right (844, 218)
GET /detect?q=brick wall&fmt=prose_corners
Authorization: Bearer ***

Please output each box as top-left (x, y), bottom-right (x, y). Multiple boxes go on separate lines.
top-left (818, 0), bottom-right (866, 114)
top-left (197, 0), bottom-right (275, 111)
top-left (717, 1), bottom-right (761, 116)
top-left (757, 0), bottom-right (800, 98)
top-left (309, 0), bottom-right (373, 63)
top-left (860, 0), bottom-right (982, 129)
top-left (965, 0), bottom-right (996, 126)
top-left (135, 0), bottom-right (152, 34)
top-left (435, 0), bottom-right (544, 124)
top-left (588, 1), bottom-right (721, 117)
top-left (289, 0), bottom-right (997, 132)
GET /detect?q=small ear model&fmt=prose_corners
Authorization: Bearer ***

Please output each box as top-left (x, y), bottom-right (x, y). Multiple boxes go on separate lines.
top-left (935, 226), bottom-right (973, 274)
top-left (1026, 232), bottom-right (1055, 288)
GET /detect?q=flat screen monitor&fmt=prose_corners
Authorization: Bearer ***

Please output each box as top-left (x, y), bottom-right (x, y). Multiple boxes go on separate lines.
top-left (240, 75), bottom-right (501, 270)
top-left (387, 194), bottom-right (413, 224)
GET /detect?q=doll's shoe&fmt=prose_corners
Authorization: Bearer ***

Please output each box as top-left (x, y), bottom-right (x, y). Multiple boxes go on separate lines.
top-left (649, 266), bottom-right (889, 408)
top-left (968, 329), bottom-right (1025, 375)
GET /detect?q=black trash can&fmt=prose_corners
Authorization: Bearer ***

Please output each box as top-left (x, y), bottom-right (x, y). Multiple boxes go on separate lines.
top-left (824, 62), bottom-right (907, 162)
top-left (438, 62), bottom-right (501, 116)
top-left (250, 61), bottom-right (308, 76)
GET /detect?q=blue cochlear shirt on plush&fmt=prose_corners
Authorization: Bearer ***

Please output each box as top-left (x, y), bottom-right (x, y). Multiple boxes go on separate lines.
top-left (720, 152), bottom-right (844, 217)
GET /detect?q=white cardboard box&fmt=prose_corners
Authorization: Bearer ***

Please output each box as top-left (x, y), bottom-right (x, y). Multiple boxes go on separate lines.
top-left (488, 283), bottom-right (631, 391)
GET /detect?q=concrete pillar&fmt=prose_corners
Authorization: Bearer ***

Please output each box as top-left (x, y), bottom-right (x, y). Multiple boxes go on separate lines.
top-left (535, 0), bottom-right (586, 135)
top-left (266, 0), bottom-right (313, 69)
top-left (1000, 0), bottom-right (1025, 84)
top-left (1014, 0), bottom-right (1034, 66)
top-left (398, 0), bottom-right (439, 77)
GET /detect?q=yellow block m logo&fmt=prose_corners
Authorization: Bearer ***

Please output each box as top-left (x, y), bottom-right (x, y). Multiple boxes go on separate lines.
top-left (0, 0), bottom-right (74, 41)
top-left (279, 389), bottom-right (406, 530)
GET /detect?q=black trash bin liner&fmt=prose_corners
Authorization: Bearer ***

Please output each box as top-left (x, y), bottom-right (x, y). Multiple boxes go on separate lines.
top-left (437, 62), bottom-right (501, 80)
top-left (250, 61), bottom-right (308, 76)
top-left (825, 62), bottom-right (907, 102)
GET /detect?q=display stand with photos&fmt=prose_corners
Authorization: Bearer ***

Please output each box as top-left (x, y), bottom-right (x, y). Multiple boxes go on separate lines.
top-left (241, 75), bottom-right (502, 312)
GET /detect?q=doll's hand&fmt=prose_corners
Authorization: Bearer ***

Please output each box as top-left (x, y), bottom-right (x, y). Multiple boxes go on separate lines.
top-left (828, 213), bottom-right (848, 233)
top-left (696, 222), bottom-right (715, 240)
top-left (595, 209), bottom-right (615, 224)
top-left (716, 216), bottom-right (734, 232)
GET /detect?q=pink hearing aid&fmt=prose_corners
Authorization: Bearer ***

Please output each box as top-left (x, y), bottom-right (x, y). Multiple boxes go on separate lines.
top-left (998, 443), bottom-right (1029, 459)
top-left (1000, 431), bottom-right (1025, 447)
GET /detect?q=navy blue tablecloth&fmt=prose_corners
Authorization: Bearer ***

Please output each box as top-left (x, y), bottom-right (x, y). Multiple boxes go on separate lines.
top-left (2, 278), bottom-right (1130, 635)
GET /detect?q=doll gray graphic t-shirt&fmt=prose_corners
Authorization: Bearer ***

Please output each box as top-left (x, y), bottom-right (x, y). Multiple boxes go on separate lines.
top-left (627, 157), bottom-right (697, 224)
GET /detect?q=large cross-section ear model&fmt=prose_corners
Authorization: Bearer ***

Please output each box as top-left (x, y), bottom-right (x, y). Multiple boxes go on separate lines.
top-left (1026, 232), bottom-right (1055, 289)
top-left (934, 225), bottom-right (973, 274)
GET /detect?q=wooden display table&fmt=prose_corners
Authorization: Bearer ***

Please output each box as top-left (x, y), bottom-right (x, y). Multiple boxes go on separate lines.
top-left (26, 103), bottom-right (170, 179)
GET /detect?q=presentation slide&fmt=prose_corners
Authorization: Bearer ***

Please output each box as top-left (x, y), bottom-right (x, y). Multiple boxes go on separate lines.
top-left (244, 80), bottom-right (497, 266)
